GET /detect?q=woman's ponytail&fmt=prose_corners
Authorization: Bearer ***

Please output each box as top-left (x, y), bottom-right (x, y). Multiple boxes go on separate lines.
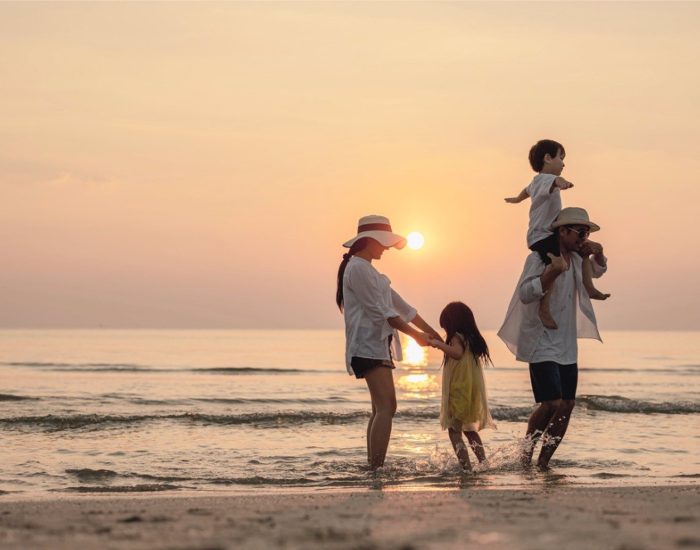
top-left (335, 238), bottom-right (369, 311)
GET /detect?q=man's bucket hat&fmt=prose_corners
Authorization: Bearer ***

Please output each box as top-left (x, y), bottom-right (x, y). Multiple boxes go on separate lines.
top-left (550, 207), bottom-right (601, 232)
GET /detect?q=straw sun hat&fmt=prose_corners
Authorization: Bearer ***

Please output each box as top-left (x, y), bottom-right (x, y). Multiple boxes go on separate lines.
top-left (550, 207), bottom-right (601, 232)
top-left (342, 215), bottom-right (406, 249)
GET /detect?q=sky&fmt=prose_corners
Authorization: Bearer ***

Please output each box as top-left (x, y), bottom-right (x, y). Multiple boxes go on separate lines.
top-left (1, 2), bottom-right (698, 330)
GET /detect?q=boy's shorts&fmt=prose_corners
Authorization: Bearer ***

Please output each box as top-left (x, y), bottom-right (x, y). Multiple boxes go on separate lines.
top-left (529, 233), bottom-right (560, 265)
top-left (529, 361), bottom-right (578, 403)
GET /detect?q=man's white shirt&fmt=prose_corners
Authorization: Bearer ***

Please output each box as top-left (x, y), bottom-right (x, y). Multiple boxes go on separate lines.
top-left (498, 252), bottom-right (607, 364)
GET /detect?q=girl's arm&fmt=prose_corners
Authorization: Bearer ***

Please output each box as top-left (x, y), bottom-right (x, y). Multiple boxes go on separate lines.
top-left (411, 313), bottom-right (442, 342)
top-left (430, 335), bottom-right (464, 360)
top-left (504, 188), bottom-right (529, 204)
top-left (388, 316), bottom-right (431, 346)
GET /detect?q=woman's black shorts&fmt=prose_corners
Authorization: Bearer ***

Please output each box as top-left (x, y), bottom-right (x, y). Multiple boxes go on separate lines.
top-left (351, 336), bottom-right (394, 379)
top-left (350, 357), bottom-right (395, 379)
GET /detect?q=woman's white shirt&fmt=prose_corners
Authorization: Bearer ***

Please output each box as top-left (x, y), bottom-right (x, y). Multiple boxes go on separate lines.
top-left (342, 256), bottom-right (417, 375)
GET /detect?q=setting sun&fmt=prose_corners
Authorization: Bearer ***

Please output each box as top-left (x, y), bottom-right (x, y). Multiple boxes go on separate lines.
top-left (406, 232), bottom-right (425, 250)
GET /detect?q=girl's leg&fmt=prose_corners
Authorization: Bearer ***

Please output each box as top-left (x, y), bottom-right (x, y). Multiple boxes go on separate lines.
top-left (582, 256), bottom-right (610, 300)
top-left (448, 428), bottom-right (472, 471)
top-left (363, 367), bottom-right (397, 470)
top-left (465, 431), bottom-right (486, 463)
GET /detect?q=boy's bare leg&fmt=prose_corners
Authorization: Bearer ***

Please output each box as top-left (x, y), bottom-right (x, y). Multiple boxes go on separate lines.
top-left (448, 428), bottom-right (472, 471)
top-left (538, 292), bottom-right (557, 329)
top-left (465, 431), bottom-right (486, 463)
top-left (538, 264), bottom-right (558, 329)
top-left (582, 256), bottom-right (611, 300)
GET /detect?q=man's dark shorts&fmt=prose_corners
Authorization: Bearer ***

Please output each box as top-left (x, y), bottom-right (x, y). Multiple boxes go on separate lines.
top-left (529, 233), bottom-right (560, 265)
top-left (529, 361), bottom-right (578, 403)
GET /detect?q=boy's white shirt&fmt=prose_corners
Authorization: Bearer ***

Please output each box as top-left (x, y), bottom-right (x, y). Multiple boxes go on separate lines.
top-left (497, 251), bottom-right (607, 364)
top-left (526, 173), bottom-right (560, 247)
top-left (342, 256), bottom-right (417, 375)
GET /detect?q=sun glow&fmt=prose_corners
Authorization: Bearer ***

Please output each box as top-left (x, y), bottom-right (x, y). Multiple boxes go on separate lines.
top-left (402, 337), bottom-right (428, 366)
top-left (406, 232), bottom-right (425, 250)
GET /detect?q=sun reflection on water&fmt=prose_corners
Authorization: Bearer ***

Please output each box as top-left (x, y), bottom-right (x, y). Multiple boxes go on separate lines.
top-left (402, 337), bottom-right (427, 367)
top-left (396, 372), bottom-right (438, 398)
top-left (402, 373), bottom-right (429, 385)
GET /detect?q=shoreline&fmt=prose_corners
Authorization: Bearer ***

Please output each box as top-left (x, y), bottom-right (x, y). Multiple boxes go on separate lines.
top-left (2, 476), bottom-right (698, 501)
top-left (1, 485), bottom-right (698, 549)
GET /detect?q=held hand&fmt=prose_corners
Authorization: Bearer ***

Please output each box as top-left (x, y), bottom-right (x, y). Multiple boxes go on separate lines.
top-left (504, 196), bottom-right (522, 204)
top-left (413, 332), bottom-right (431, 347)
top-left (428, 338), bottom-right (442, 348)
top-left (547, 253), bottom-right (569, 273)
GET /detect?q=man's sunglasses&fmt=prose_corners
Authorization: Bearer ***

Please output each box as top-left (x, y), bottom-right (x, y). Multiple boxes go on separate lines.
top-left (565, 226), bottom-right (590, 239)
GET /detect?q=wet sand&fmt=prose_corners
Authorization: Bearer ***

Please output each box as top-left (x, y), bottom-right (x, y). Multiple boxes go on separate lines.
top-left (0, 485), bottom-right (698, 549)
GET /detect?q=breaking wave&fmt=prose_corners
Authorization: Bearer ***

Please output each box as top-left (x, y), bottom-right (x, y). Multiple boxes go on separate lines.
top-left (578, 395), bottom-right (700, 414)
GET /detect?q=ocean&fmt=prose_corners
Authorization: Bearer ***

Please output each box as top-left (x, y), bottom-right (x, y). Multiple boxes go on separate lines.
top-left (0, 329), bottom-right (698, 496)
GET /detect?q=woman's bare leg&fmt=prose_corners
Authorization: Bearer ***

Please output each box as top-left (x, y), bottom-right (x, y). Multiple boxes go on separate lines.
top-left (367, 402), bottom-right (376, 465)
top-left (465, 431), bottom-right (486, 463)
top-left (364, 367), bottom-right (397, 470)
top-left (448, 428), bottom-right (472, 471)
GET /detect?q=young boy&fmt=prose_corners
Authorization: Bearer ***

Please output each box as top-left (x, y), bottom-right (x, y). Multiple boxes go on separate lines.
top-left (505, 139), bottom-right (610, 329)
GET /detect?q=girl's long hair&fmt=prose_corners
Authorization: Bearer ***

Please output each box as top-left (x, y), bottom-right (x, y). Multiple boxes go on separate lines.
top-left (439, 301), bottom-right (492, 366)
top-left (335, 238), bottom-right (370, 312)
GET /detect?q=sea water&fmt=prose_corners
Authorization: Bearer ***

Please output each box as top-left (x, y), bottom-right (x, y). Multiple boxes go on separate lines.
top-left (0, 330), bottom-right (698, 496)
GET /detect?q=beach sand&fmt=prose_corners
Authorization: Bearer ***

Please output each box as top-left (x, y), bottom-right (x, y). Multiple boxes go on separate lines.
top-left (1, 485), bottom-right (698, 549)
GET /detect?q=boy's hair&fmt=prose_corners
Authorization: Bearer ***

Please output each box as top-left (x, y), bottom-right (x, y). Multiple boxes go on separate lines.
top-left (529, 139), bottom-right (565, 172)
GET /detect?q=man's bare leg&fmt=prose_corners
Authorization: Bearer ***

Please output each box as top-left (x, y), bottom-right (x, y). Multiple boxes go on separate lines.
top-left (582, 256), bottom-right (610, 300)
top-left (448, 428), bottom-right (472, 471)
top-left (521, 400), bottom-right (559, 466)
top-left (536, 399), bottom-right (576, 470)
top-left (465, 431), bottom-right (486, 463)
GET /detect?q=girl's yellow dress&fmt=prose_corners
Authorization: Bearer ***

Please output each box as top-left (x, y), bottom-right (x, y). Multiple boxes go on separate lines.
top-left (440, 333), bottom-right (496, 432)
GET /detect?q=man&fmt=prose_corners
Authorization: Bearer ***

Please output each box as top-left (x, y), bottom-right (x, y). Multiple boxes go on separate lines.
top-left (498, 207), bottom-right (608, 469)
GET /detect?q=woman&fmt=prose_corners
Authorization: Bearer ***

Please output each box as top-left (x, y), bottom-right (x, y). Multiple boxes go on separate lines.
top-left (336, 215), bottom-right (441, 470)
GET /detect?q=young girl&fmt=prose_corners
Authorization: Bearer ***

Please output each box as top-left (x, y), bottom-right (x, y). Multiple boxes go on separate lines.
top-left (430, 302), bottom-right (495, 471)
